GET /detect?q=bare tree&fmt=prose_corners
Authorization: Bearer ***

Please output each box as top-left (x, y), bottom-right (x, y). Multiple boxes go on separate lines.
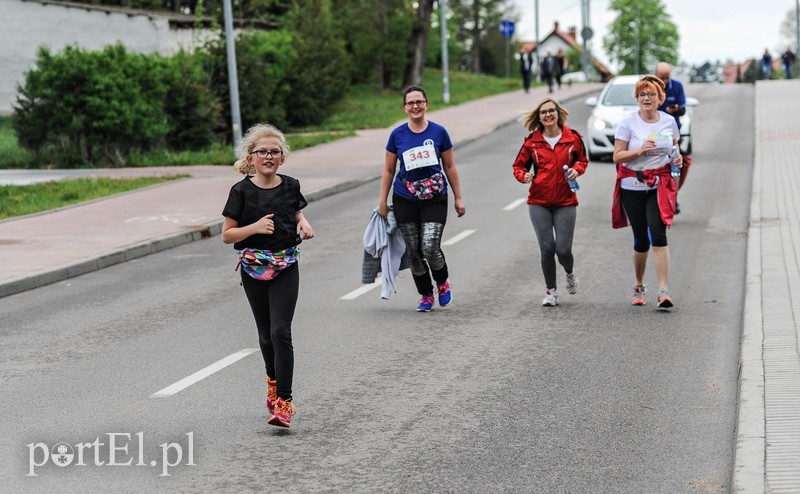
top-left (780, 8), bottom-right (798, 52)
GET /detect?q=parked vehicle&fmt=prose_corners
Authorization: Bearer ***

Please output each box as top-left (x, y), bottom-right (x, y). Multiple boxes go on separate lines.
top-left (584, 75), bottom-right (699, 161)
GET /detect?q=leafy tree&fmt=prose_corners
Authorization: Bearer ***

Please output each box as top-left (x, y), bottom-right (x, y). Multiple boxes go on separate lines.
top-left (602, 0), bottom-right (679, 74)
top-left (286, 0), bottom-right (348, 126)
top-left (741, 58), bottom-right (761, 83)
top-left (449, 0), bottom-right (517, 75)
top-left (403, 0), bottom-right (436, 87)
top-left (202, 30), bottom-right (295, 136)
top-left (332, 0), bottom-right (412, 89)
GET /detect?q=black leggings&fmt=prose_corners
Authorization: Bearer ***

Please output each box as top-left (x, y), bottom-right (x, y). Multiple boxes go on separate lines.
top-left (240, 263), bottom-right (298, 400)
top-left (620, 188), bottom-right (667, 252)
top-left (392, 193), bottom-right (449, 295)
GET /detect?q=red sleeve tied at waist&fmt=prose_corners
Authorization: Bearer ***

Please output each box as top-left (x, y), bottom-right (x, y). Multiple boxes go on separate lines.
top-left (612, 164), bottom-right (677, 229)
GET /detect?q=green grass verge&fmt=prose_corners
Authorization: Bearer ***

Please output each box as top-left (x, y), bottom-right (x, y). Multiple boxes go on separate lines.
top-left (0, 175), bottom-right (189, 219)
top-left (300, 68), bottom-right (520, 132)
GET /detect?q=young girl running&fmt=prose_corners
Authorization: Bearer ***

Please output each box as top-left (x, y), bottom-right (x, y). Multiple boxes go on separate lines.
top-left (222, 124), bottom-right (314, 428)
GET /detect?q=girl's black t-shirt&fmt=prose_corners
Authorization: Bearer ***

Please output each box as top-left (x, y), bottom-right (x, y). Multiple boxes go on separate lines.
top-left (222, 174), bottom-right (308, 251)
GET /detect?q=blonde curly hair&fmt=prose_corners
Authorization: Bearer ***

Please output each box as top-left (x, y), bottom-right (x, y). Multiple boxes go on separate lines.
top-left (233, 123), bottom-right (291, 175)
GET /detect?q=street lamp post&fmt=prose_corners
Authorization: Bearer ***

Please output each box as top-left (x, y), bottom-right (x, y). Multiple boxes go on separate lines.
top-left (440, 0), bottom-right (450, 103)
top-left (222, 0), bottom-right (242, 151)
top-left (534, 0), bottom-right (539, 74)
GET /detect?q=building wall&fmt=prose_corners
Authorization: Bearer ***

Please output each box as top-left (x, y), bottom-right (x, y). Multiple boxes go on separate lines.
top-left (0, 0), bottom-right (208, 114)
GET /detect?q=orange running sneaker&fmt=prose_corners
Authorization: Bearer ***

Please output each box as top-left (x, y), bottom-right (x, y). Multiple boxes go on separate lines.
top-left (266, 377), bottom-right (277, 414)
top-left (632, 284), bottom-right (646, 306)
top-left (268, 398), bottom-right (297, 428)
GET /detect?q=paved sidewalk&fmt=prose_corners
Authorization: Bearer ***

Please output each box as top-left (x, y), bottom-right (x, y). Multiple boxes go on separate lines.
top-left (0, 83), bottom-right (600, 296)
top-left (733, 79), bottom-right (800, 493)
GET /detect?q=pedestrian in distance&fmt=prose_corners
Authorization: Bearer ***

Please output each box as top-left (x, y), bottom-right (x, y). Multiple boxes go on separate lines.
top-left (761, 48), bottom-right (773, 79)
top-left (221, 123), bottom-right (315, 429)
top-left (377, 85), bottom-right (466, 312)
top-left (781, 47), bottom-right (796, 79)
top-left (540, 51), bottom-right (556, 93)
top-left (554, 48), bottom-right (567, 90)
top-left (512, 98), bottom-right (588, 306)
top-left (519, 48), bottom-right (533, 94)
top-left (655, 61), bottom-right (691, 214)
top-left (611, 75), bottom-right (682, 309)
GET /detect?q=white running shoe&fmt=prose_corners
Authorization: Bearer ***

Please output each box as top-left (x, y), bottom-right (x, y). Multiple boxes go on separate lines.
top-left (566, 271), bottom-right (578, 295)
top-left (542, 289), bottom-right (558, 306)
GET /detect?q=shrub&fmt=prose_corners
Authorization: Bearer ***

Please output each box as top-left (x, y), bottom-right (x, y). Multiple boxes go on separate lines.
top-left (12, 45), bottom-right (169, 167)
top-left (163, 50), bottom-right (222, 150)
top-left (202, 30), bottom-right (295, 137)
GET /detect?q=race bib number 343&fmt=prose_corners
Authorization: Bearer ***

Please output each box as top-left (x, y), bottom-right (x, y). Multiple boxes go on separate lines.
top-left (402, 144), bottom-right (439, 171)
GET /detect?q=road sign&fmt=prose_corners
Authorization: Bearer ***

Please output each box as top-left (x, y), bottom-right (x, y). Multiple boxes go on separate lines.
top-left (499, 20), bottom-right (515, 38)
top-left (581, 26), bottom-right (594, 40)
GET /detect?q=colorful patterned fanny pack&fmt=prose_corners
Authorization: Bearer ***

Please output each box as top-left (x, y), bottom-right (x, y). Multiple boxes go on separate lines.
top-left (236, 246), bottom-right (299, 280)
top-left (404, 172), bottom-right (444, 200)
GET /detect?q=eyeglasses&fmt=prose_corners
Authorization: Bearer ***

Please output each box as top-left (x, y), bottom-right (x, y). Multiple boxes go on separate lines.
top-left (539, 108), bottom-right (557, 115)
top-left (637, 92), bottom-right (658, 99)
top-left (404, 99), bottom-right (427, 107)
top-left (250, 149), bottom-right (283, 159)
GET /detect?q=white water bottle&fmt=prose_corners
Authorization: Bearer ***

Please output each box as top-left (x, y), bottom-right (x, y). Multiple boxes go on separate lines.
top-left (670, 146), bottom-right (681, 177)
top-left (563, 165), bottom-right (579, 192)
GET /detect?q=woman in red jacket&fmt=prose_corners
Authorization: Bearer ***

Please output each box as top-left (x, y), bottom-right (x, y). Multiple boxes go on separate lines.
top-left (512, 98), bottom-right (588, 306)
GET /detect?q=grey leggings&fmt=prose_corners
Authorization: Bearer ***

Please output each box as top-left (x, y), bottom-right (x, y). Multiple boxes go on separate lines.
top-left (528, 205), bottom-right (577, 289)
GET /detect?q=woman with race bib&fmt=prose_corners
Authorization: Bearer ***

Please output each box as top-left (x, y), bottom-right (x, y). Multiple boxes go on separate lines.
top-left (377, 85), bottom-right (466, 312)
top-left (611, 75), bottom-right (682, 309)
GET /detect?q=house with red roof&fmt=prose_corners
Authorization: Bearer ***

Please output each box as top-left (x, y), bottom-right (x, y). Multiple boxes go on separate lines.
top-left (519, 21), bottom-right (613, 82)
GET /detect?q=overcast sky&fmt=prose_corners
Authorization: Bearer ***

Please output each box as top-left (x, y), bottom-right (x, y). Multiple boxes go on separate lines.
top-left (510, 0), bottom-right (797, 67)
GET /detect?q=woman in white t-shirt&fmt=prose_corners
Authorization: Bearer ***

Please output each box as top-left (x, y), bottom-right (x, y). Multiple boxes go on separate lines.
top-left (611, 75), bottom-right (682, 309)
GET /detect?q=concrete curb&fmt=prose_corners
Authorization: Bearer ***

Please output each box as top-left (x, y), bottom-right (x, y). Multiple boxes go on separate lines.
top-left (731, 83), bottom-right (765, 493)
top-left (0, 176), bottom-right (380, 299)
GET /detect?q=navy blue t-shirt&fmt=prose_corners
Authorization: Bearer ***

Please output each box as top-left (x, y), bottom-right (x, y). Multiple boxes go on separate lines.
top-left (658, 78), bottom-right (686, 130)
top-left (386, 121), bottom-right (452, 201)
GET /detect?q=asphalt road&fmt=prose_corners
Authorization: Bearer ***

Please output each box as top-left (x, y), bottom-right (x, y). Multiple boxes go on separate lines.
top-left (0, 84), bottom-right (753, 493)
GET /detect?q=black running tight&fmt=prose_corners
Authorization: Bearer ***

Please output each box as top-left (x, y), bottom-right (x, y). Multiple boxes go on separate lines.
top-left (392, 193), bottom-right (449, 295)
top-left (240, 263), bottom-right (298, 400)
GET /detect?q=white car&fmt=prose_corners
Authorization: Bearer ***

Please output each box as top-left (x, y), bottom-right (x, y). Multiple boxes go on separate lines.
top-left (584, 75), bottom-right (698, 161)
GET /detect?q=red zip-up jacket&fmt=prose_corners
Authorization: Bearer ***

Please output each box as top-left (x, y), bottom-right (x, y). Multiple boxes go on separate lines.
top-left (512, 124), bottom-right (589, 207)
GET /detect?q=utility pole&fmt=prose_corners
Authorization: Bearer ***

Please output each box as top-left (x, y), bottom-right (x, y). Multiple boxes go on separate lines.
top-left (580, 0), bottom-right (592, 80)
top-left (534, 0), bottom-right (539, 76)
top-left (440, 0), bottom-right (450, 103)
top-left (222, 0), bottom-right (242, 150)
top-left (796, 0), bottom-right (799, 69)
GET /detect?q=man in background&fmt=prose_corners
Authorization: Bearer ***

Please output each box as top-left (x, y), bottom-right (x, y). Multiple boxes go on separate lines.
top-left (656, 62), bottom-right (690, 214)
top-left (781, 48), bottom-right (796, 79)
top-left (519, 48), bottom-right (533, 93)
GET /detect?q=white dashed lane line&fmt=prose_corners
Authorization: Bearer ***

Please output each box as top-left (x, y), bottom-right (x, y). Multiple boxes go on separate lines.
top-left (442, 229), bottom-right (476, 246)
top-left (341, 229), bottom-right (477, 300)
top-left (502, 198), bottom-right (527, 211)
top-left (340, 281), bottom-right (381, 300)
top-left (150, 348), bottom-right (259, 398)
